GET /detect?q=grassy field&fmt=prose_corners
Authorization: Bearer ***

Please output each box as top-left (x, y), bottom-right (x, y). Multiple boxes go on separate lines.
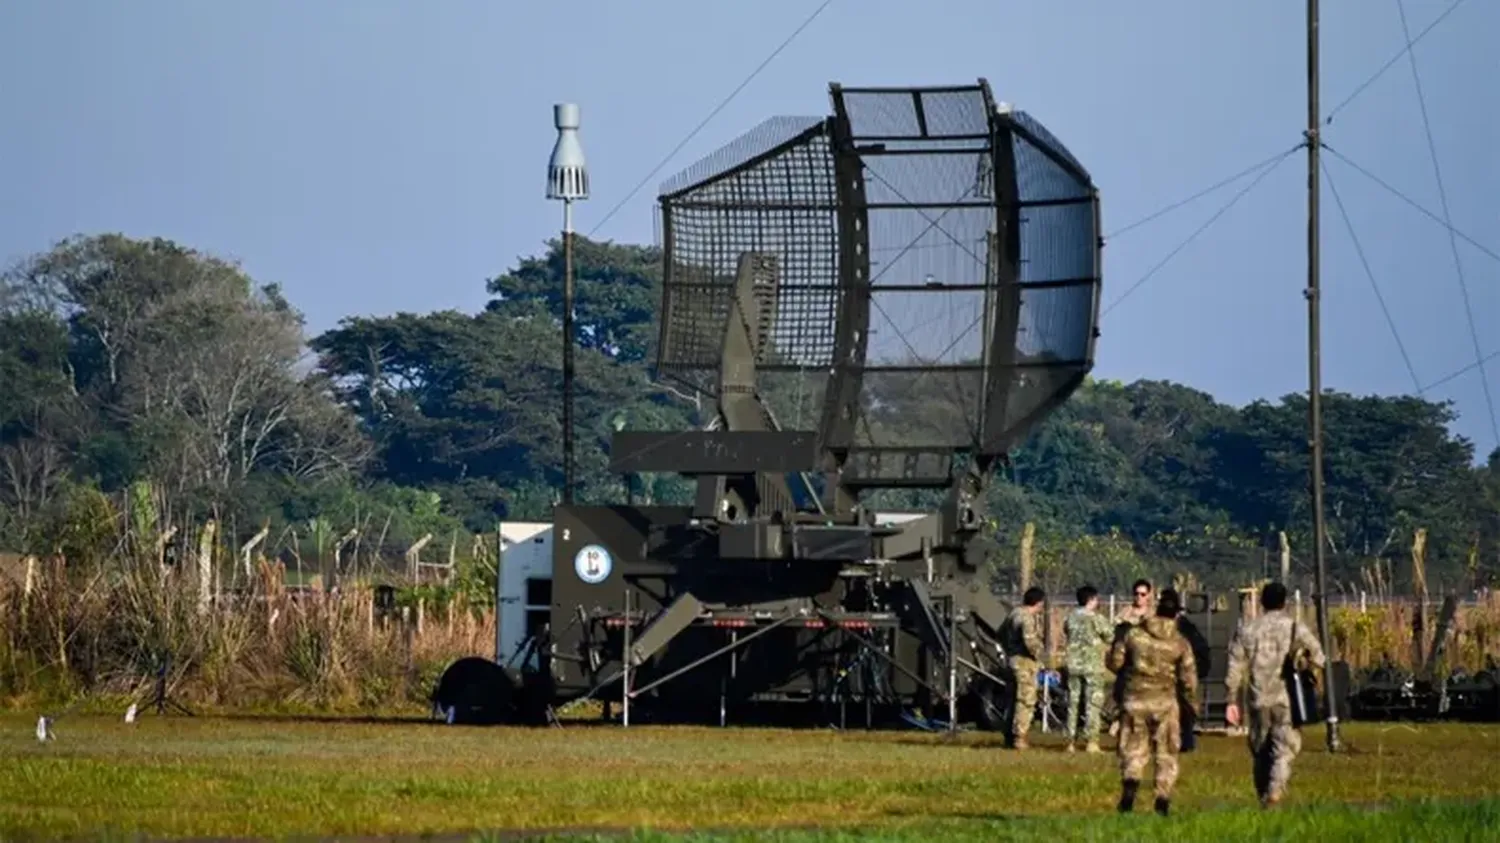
top-left (2, 713), bottom-right (1498, 841)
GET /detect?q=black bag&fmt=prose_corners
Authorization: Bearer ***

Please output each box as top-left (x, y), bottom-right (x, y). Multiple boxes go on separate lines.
top-left (1178, 692), bottom-right (1198, 752)
top-left (1283, 614), bottom-right (1320, 728)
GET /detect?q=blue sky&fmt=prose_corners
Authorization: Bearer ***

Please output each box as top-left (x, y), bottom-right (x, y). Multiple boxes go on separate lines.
top-left (2, 0), bottom-right (1496, 458)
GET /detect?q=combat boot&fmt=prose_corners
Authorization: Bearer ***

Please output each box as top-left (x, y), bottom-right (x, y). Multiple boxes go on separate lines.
top-left (1154, 797), bottom-right (1170, 817)
top-left (1117, 779), bottom-right (1139, 813)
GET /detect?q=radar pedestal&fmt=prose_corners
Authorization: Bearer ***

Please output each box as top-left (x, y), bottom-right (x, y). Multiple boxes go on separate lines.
top-left (544, 80), bottom-right (1104, 731)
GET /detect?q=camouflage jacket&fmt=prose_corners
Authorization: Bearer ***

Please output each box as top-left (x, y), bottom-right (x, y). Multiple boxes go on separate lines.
top-left (1224, 609), bottom-right (1326, 710)
top-left (1115, 604), bottom-right (1151, 626)
top-left (1064, 608), bottom-right (1114, 677)
top-left (1003, 606), bottom-right (1044, 664)
top-left (1106, 615), bottom-right (1199, 710)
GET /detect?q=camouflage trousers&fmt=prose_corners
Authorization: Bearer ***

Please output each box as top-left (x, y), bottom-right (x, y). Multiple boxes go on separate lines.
top-left (1117, 697), bottom-right (1182, 800)
top-left (1101, 672), bottom-right (1124, 729)
top-left (1009, 656), bottom-right (1039, 742)
top-left (1065, 670), bottom-right (1107, 741)
top-left (1247, 702), bottom-right (1302, 802)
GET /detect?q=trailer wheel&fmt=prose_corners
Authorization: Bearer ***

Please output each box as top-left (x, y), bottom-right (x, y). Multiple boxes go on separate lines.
top-left (431, 657), bottom-right (518, 725)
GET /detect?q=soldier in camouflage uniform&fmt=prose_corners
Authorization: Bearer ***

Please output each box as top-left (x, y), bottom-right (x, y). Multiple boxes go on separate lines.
top-left (1158, 587), bottom-right (1211, 752)
top-left (1063, 585), bottom-right (1114, 753)
top-left (1104, 578), bottom-right (1154, 737)
top-left (1224, 581), bottom-right (1326, 808)
top-left (1116, 578), bottom-right (1155, 625)
top-left (1105, 589), bottom-right (1198, 816)
top-left (1003, 586), bottom-right (1047, 750)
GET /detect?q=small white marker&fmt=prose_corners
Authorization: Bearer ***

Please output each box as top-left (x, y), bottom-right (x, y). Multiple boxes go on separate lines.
top-left (36, 715), bottom-right (53, 742)
top-left (124, 703), bottom-right (138, 724)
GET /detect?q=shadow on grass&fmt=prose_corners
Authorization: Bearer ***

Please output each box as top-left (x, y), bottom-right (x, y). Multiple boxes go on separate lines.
top-left (210, 713), bottom-right (441, 727)
top-left (207, 712), bottom-right (646, 731)
top-left (492, 798), bottom-right (1500, 842)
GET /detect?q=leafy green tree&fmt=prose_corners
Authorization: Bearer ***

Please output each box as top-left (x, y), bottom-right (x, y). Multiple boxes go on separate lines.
top-left (485, 238), bottom-right (663, 364)
top-left (2, 231), bottom-right (1492, 597)
top-left (0, 234), bottom-right (365, 534)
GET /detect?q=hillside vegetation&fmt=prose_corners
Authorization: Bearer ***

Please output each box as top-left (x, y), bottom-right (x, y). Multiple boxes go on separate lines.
top-left (2, 233), bottom-right (1498, 707)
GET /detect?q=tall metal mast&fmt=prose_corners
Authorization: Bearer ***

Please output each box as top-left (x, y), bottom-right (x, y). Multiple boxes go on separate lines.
top-left (548, 103), bottom-right (589, 505)
top-left (1305, 0), bottom-right (1341, 753)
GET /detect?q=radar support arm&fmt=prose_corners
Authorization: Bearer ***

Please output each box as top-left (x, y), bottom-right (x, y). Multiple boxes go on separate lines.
top-left (709, 252), bottom-right (797, 522)
top-left (607, 252), bottom-right (807, 525)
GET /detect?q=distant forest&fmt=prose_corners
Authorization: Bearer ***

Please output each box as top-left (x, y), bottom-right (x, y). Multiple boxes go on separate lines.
top-left (2, 233), bottom-right (1496, 594)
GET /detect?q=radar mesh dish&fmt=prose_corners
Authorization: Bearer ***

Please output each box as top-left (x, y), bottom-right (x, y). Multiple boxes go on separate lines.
top-left (654, 81), bottom-right (1100, 452)
top-left (656, 116), bottom-right (838, 379)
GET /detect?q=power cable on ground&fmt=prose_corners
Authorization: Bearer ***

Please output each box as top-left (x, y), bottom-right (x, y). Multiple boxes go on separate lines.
top-left (585, 0), bottom-right (835, 240)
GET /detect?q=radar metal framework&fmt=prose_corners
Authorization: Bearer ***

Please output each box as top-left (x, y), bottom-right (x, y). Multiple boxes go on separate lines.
top-left (438, 80), bottom-right (1103, 732)
top-left (618, 78), bottom-right (1101, 531)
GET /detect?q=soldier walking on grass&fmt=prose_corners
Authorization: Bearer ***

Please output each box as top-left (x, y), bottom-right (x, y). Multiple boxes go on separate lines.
top-left (1003, 586), bottom-right (1046, 750)
top-left (1223, 581), bottom-right (1326, 809)
top-left (1157, 587), bottom-right (1211, 752)
top-left (1063, 585), bottom-right (1113, 753)
top-left (1105, 589), bottom-right (1198, 816)
top-left (1104, 578), bottom-right (1155, 738)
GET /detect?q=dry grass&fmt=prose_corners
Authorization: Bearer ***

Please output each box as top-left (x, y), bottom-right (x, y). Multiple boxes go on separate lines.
top-left (0, 555), bottom-right (491, 713)
top-left (1329, 594), bottom-right (1500, 674)
top-left (6, 554), bottom-right (1499, 719)
top-left (1036, 595), bottom-right (1500, 675)
top-left (1, 715), bottom-right (1497, 840)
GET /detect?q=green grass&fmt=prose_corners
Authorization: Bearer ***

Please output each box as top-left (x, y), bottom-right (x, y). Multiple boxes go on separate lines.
top-left (527, 800), bottom-right (1500, 842)
top-left (1, 714), bottom-right (1497, 840)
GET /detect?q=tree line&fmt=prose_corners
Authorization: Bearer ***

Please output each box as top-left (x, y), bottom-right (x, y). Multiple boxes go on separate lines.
top-left (2, 233), bottom-right (1496, 593)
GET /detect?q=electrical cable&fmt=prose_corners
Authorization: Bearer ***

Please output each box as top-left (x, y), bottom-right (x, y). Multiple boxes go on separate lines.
top-left (1321, 159), bottom-right (1424, 395)
top-left (1395, 0), bottom-right (1499, 445)
top-left (611, 5), bottom-right (1486, 501)
top-left (862, 142), bottom-right (1306, 444)
top-left (1321, 146), bottom-right (1500, 266)
top-left (1424, 348), bottom-right (1500, 394)
top-left (1101, 145), bottom-right (1301, 318)
top-left (1104, 145), bottom-right (1304, 241)
top-left (1324, 0), bottom-right (1470, 126)
top-left (584, 0), bottom-right (835, 239)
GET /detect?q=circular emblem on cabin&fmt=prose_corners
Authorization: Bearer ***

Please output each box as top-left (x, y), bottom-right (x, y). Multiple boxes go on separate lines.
top-left (573, 544), bottom-right (613, 584)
